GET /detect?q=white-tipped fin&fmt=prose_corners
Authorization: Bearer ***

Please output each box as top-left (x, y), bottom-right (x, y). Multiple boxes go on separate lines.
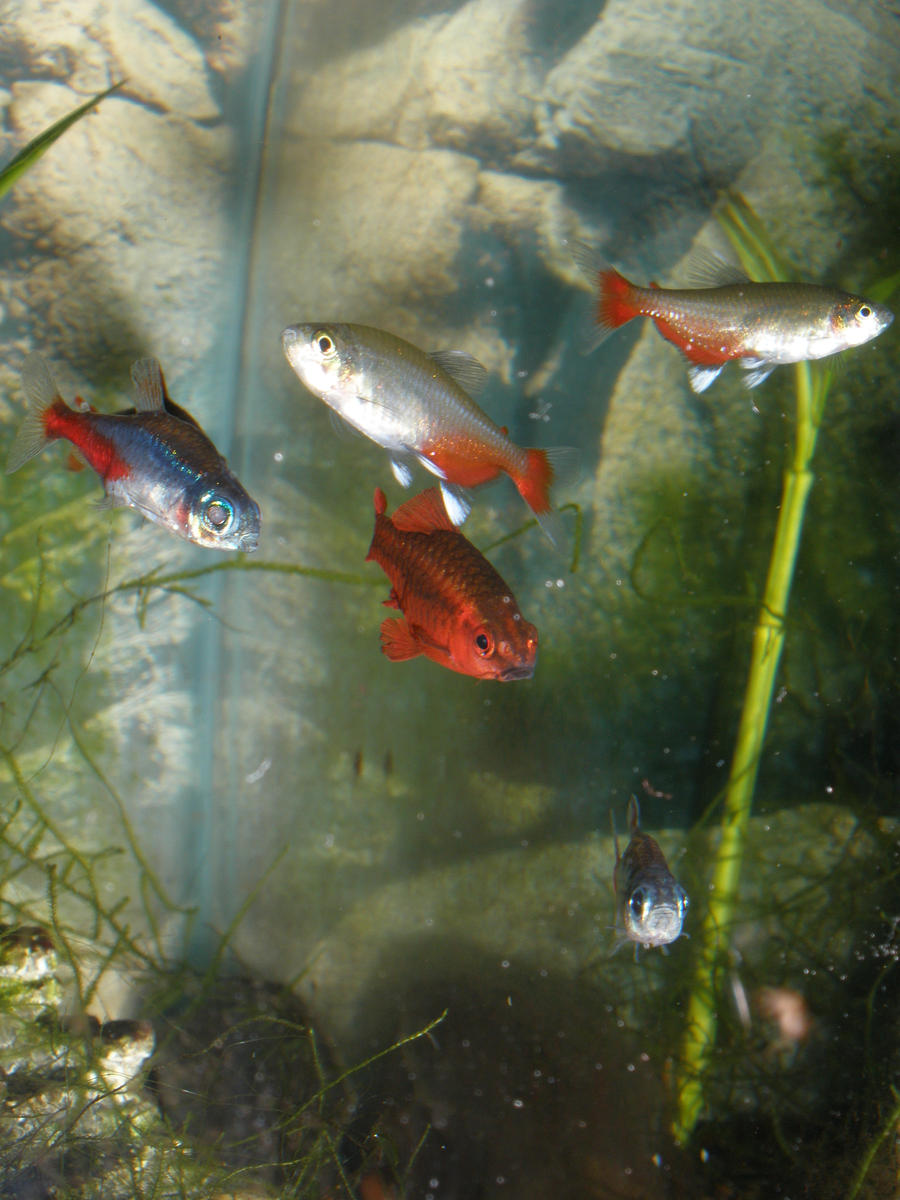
top-left (429, 350), bottom-right (488, 397)
top-left (390, 458), bottom-right (414, 488)
top-left (687, 364), bottom-right (725, 393)
top-left (740, 358), bottom-right (776, 389)
top-left (439, 481), bottom-right (471, 526)
top-left (130, 358), bottom-right (166, 412)
top-left (6, 354), bottom-right (63, 474)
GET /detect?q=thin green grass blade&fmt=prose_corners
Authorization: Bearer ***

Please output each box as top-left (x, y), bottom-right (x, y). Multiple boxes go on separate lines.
top-left (0, 80), bottom-right (123, 202)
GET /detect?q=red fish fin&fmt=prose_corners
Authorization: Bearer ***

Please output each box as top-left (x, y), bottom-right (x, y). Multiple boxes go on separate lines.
top-left (627, 794), bottom-right (641, 833)
top-left (6, 354), bottom-right (69, 474)
top-left (515, 448), bottom-right (554, 515)
top-left (373, 486), bottom-right (388, 516)
top-left (389, 487), bottom-right (455, 534)
top-left (379, 617), bottom-right (424, 662)
top-left (381, 587), bottom-right (402, 610)
top-left (596, 266), bottom-right (640, 333)
top-left (66, 449), bottom-right (88, 472)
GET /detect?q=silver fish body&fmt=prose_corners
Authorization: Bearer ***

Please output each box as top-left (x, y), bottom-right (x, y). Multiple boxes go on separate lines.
top-left (613, 796), bottom-right (688, 950)
top-left (280, 322), bottom-right (568, 539)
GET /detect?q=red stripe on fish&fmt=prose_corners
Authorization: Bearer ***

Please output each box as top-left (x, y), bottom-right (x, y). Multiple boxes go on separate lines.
top-left (43, 399), bottom-right (131, 481)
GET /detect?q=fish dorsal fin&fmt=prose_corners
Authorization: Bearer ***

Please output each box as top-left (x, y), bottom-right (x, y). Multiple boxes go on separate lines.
top-left (684, 246), bottom-right (750, 289)
top-left (627, 794), bottom-right (641, 832)
top-left (429, 350), bottom-right (488, 396)
top-left (130, 358), bottom-right (166, 412)
top-left (390, 486), bottom-right (455, 534)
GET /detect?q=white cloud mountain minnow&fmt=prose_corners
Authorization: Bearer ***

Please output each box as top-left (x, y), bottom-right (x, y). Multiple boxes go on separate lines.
top-left (613, 796), bottom-right (688, 952)
top-left (580, 252), bottom-right (893, 393)
top-left (5, 354), bottom-right (260, 552)
top-left (280, 322), bottom-right (574, 543)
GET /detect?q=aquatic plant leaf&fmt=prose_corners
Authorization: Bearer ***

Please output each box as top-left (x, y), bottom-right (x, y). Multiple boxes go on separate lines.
top-left (0, 80), bottom-right (123, 203)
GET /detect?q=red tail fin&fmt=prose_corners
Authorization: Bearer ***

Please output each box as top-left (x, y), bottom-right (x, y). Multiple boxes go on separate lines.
top-left (596, 267), bottom-right (640, 334)
top-left (515, 448), bottom-right (554, 515)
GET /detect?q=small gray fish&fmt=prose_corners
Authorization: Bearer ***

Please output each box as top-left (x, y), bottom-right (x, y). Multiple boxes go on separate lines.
top-left (613, 796), bottom-right (688, 951)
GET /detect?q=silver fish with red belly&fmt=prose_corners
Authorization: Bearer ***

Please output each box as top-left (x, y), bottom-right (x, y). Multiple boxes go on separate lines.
top-left (281, 322), bottom-right (573, 543)
top-left (5, 354), bottom-right (260, 552)
top-left (613, 796), bottom-right (688, 951)
top-left (584, 254), bottom-right (893, 393)
top-left (366, 486), bottom-right (538, 680)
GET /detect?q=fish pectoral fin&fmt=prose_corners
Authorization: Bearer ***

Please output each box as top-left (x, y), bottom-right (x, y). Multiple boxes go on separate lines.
top-left (428, 350), bottom-right (488, 396)
top-left (390, 457), bottom-right (414, 488)
top-left (687, 363), bottom-right (725, 393)
top-left (379, 617), bottom-right (426, 662)
top-left (327, 407), bottom-right (364, 441)
top-left (130, 358), bottom-right (167, 412)
top-left (740, 358), bottom-right (776, 389)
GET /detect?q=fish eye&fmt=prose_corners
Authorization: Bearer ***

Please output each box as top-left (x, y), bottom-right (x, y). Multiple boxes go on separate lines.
top-left (474, 630), bottom-right (493, 655)
top-left (858, 304), bottom-right (872, 319)
top-left (200, 495), bottom-right (234, 534)
top-left (314, 330), bottom-right (336, 356)
top-left (629, 889), bottom-right (646, 918)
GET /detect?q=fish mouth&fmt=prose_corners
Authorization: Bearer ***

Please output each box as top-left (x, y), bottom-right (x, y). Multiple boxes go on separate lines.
top-left (499, 661), bottom-right (536, 681)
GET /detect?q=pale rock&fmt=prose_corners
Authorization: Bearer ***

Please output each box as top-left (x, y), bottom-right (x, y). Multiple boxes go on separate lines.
top-left (288, 0), bottom-right (539, 162)
top-left (533, 0), bottom-right (884, 178)
top-left (2, 0), bottom-right (220, 121)
top-left (2, 80), bottom-right (231, 365)
top-left (90, 0), bottom-right (221, 121)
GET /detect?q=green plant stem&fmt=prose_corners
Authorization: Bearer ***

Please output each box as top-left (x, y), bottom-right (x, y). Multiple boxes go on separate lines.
top-left (673, 360), bottom-right (825, 1144)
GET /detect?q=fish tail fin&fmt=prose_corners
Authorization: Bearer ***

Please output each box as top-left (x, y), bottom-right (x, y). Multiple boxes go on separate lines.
top-left (571, 243), bottom-right (640, 348)
top-left (512, 446), bottom-right (579, 548)
top-left (6, 354), bottom-right (67, 474)
top-left (596, 265), bottom-right (640, 335)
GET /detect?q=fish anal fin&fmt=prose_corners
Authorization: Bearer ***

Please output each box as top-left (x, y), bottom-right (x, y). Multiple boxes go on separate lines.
top-left (390, 486), bottom-right (455, 534)
top-left (439, 482), bottom-right (471, 526)
top-left (130, 358), bottom-right (166, 412)
top-left (429, 350), bottom-right (488, 396)
top-left (379, 617), bottom-right (424, 662)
